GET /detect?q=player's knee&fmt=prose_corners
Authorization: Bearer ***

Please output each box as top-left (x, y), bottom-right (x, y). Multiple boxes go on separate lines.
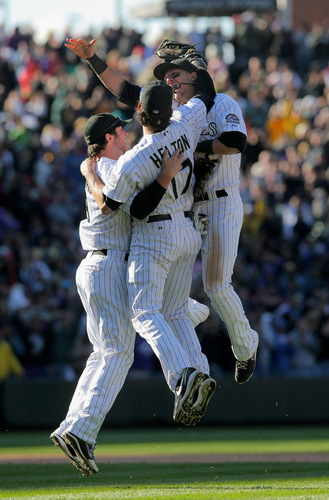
top-left (205, 281), bottom-right (231, 300)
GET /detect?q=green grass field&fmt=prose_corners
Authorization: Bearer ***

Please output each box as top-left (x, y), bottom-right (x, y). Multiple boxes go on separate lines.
top-left (1, 426), bottom-right (329, 499)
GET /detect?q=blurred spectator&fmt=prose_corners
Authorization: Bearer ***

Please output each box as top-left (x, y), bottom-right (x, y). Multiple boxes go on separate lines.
top-left (271, 316), bottom-right (294, 375)
top-left (288, 317), bottom-right (320, 376)
top-left (0, 317), bottom-right (25, 428)
top-left (317, 315), bottom-right (329, 375)
top-left (50, 309), bottom-right (78, 380)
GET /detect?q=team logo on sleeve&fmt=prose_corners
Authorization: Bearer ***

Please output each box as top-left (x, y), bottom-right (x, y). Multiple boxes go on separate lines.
top-left (226, 113), bottom-right (240, 124)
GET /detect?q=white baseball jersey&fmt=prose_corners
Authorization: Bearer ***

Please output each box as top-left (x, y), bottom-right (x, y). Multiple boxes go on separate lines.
top-left (53, 156), bottom-right (136, 445)
top-left (103, 97), bottom-right (210, 390)
top-left (104, 97), bottom-right (207, 215)
top-left (199, 93), bottom-right (247, 189)
top-left (79, 157), bottom-right (131, 253)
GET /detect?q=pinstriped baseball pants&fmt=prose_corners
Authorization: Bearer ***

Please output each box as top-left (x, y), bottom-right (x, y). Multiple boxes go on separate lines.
top-left (53, 250), bottom-right (135, 444)
top-left (128, 214), bottom-right (209, 391)
top-left (195, 186), bottom-right (258, 360)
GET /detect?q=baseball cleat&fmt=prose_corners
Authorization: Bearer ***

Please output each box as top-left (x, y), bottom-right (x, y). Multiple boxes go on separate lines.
top-left (50, 432), bottom-right (91, 476)
top-left (191, 376), bottom-right (217, 418)
top-left (235, 336), bottom-right (259, 384)
top-left (62, 431), bottom-right (98, 475)
top-left (173, 367), bottom-right (205, 424)
top-left (178, 414), bottom-right (200, 427)
top-left (178, 376), bottom-right (217, 427)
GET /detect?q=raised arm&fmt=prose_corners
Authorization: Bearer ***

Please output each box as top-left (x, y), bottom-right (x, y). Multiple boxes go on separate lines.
top-left (65, 38), bottom-right (126, 97)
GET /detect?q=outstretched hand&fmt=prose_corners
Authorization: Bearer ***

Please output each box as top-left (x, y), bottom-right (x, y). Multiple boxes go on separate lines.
top-left (65, 38), bottom-right (97, 59)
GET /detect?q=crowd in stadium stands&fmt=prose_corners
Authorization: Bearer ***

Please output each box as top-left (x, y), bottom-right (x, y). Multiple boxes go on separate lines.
top-left (1, 11), bottom-right (329, 382)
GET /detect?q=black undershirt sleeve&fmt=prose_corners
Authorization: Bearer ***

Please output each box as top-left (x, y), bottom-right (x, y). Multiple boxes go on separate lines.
top-left (194, 139), bottom-right (213, 154)
top-left (118, 80), bottom-right (142, 109)
top-left (193, 92), bottom-right (214, 113)
top-left (104, 196), bottom-right (122, 211)
top-left (130, 181), bottom-right (167, 220)
top-left (219, 131), bottom-right (247, 152)
top-left (195, 132), bottom-right (247, 154)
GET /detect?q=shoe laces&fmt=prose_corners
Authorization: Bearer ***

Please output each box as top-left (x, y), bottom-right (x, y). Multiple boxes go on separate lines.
top-left (237, 360), bottom-right (249, 370)
top-left (86, 442), bottom-right (96, 457)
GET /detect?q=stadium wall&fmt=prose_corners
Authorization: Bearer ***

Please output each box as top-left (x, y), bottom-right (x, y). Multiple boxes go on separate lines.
top-left (3, 377), bottom-right (328, 429)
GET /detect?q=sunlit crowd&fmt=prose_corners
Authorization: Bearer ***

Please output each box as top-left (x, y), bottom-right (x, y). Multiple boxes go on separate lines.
top-left (1, 11), bottom-right (329, 382)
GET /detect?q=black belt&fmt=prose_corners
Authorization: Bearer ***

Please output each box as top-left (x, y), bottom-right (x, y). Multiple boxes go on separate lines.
top-left (194, 189), bottom-right (228, 202)
top-left (147, 211), bottom-right (194, 223)
top-left (91, 249), bottom-right (128, 261)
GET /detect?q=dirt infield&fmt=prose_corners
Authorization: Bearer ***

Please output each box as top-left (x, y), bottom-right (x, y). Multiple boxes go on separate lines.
top-left (1, 453), bottom-right (329, 464)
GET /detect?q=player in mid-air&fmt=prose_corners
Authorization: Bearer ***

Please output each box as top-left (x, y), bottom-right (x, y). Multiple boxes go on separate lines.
top-left (50, 114), bottom-right (135, 476)
top-left (153, 55), bottom-right (259, 383)
top-left (64, 37), bottom-right (259, 384)
top-left (50, 113), bottom-right (211, 476)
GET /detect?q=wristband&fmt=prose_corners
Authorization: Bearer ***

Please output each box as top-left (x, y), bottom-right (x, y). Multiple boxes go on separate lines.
top-left (195, 139), bottom-right (213, 155)
top-left (86, 53), bottom-right (107, 75)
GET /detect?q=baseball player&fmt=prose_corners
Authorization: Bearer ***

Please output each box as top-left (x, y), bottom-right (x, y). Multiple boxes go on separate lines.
top-left (64, 37), bottom-right (258, 384)
top-left (153, 50), bottom-right (259, 384)
top-left (50, 113), bottom-right (199, 476)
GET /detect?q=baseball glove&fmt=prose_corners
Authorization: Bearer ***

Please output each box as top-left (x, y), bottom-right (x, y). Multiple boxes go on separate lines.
top-left (155, 39), bottom-right (207, 70)
top-left (194, 157), bottom-right (216, 197)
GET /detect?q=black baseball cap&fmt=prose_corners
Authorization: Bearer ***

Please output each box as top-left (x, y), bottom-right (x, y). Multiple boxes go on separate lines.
top-left (83, 113), bottom-right (132, 145)
top-left (140, 80), bottom-right (173, 118)
top-left (153, 58), bottom-right (198, 81)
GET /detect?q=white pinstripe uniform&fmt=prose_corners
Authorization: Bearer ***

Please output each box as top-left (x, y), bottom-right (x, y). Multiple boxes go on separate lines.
top-left (103, 97), bottom-right (210, 391)
top-left (53, 157), bottom-right (135, 445)
top-left (192, 93), bottom-right (259, 361)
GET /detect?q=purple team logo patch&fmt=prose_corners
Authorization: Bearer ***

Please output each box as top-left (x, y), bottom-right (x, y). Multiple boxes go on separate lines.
top-left (226, 113), bottom-right (240, 124)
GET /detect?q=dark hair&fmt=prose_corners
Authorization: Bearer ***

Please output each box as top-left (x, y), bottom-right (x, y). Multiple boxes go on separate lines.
top-left (137, 108), bottom-right (171, 132)
top-left (87, 129), bottom-right (118, 159)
